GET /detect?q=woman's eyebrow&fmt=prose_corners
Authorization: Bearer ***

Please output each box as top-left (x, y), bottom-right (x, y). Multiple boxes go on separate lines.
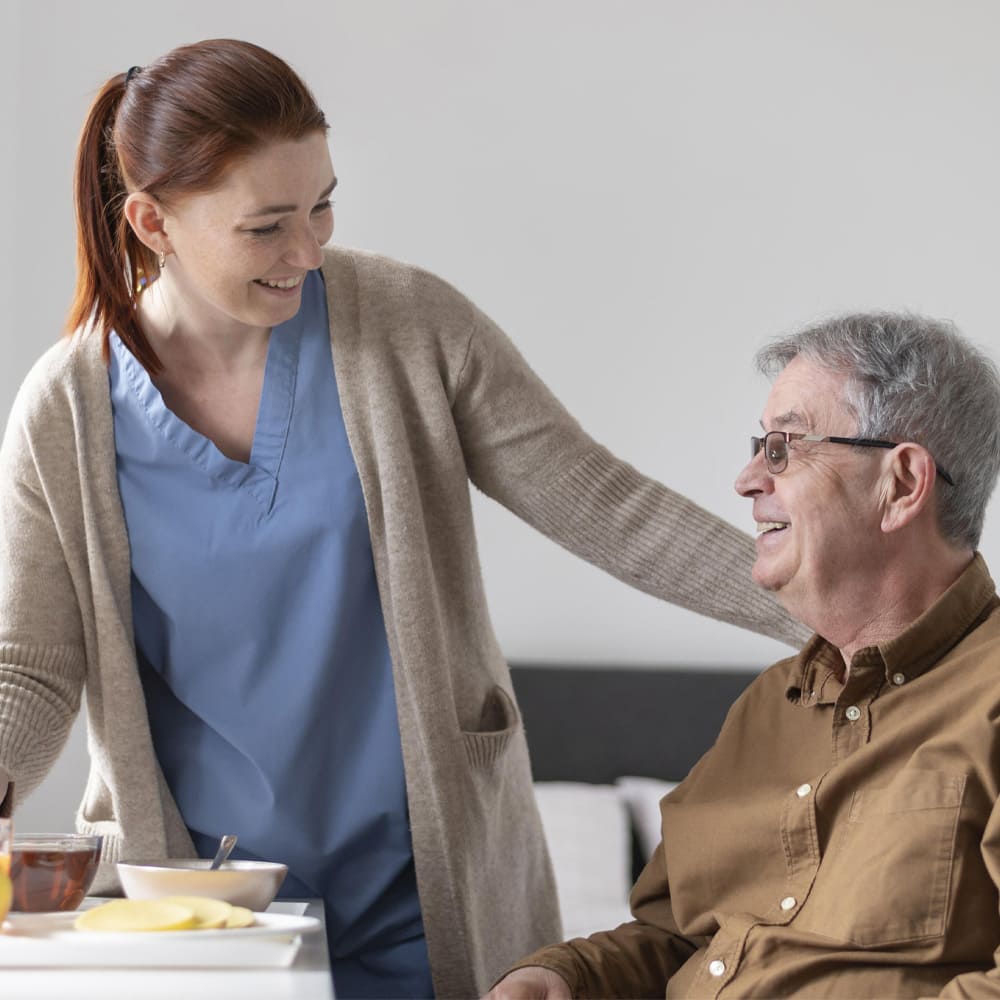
top-left (244, 177), bottom-right (338, 218)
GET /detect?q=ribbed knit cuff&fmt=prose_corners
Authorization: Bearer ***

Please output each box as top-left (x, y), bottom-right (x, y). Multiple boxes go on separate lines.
top-left (0, 641), bottom-right (86, 797)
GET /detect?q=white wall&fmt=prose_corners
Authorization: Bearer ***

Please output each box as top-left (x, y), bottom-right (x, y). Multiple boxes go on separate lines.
top-left (5, 0), bottom-right (1000, 830)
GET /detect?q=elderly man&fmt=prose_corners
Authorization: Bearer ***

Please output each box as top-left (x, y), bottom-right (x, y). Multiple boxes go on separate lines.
top-left (489, 312), bottom-right (1000, 999)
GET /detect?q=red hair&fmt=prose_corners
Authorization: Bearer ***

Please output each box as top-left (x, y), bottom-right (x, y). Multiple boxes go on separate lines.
top-left (67, 39), bottom-right (329, 373)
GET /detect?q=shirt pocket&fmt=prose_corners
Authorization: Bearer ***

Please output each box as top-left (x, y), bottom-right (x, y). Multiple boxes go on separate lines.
top-left (798, 769), bottom-right (965, 947)
top-left (461, 684), bottom-right (522, 770)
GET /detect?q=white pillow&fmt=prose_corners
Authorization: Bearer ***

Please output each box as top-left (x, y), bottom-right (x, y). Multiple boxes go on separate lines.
top-left (615, 776), bottom-right (679, 861)
top-left (533, 782), bottom-right (633, 939)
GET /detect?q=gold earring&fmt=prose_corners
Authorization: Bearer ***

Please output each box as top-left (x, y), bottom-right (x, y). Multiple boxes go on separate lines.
top-left (158, 250), bottom-right (166, 269)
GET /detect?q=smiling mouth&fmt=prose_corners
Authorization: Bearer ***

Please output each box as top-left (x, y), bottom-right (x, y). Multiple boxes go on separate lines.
top-left (757, 521), bottom-right (790, 535)
top-left (254, 276), bottom-right (303, 290)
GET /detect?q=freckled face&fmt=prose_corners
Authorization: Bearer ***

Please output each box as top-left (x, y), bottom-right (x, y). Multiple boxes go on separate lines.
top-left (734, 357), bottom-right (887, 624)
top-left (157, 131), bottom-right (336, 338)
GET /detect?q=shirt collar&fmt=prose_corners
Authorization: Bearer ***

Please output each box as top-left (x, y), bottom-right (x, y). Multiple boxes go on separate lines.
top-left (786, 553), bottom-right (999, 706)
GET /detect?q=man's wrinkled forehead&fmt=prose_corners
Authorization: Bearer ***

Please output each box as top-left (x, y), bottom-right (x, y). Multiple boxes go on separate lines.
top-left (763, 358), bottom-right (854, 433)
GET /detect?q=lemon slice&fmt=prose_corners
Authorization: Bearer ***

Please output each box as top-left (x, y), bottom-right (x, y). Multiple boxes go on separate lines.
top-left (159, 895), bottom-right (233, 929)
top-left (224, 905), bottom-right (255, 929)
top-left (75, 899), bottom-right (198, 932)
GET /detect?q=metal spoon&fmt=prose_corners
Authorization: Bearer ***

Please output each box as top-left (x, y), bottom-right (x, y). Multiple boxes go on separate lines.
top-left (208, 833), bottom-right (238, 870)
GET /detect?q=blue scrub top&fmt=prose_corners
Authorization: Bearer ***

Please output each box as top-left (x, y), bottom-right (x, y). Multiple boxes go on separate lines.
top-left (109, 269), bottom-right (433, 999)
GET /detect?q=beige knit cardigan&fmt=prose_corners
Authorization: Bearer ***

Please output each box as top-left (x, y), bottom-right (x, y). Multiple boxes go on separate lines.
top-left (0, 246), bottom-right (807, 996)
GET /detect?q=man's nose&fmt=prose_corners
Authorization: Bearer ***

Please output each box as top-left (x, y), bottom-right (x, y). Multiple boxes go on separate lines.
top-left (735, 450), bottom-right (772, 498)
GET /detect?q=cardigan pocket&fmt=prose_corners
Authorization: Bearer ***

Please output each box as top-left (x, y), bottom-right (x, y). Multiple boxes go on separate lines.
top-left (797, 769), bottom-right (964, 946)
top-left (461, 684), bottom-right (521, 770)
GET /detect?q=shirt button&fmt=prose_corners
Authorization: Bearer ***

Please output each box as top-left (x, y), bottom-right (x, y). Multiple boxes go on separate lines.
top-left (780, 896), bottom-right (797, 910)
top-left (796, 783), bottom-right (812, 798)
top-left (892, 672), bottom-right (906, 686)
top-left (708, 960), bottom-right (726, 977)
top-left (845, 705), bottom-right (862, 722)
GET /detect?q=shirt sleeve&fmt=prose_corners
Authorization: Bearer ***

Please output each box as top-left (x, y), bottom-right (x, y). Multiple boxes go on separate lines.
top-left (451, 306), bottom-right (810, 649)
top-left (500, 839), bottom-right (706, 997)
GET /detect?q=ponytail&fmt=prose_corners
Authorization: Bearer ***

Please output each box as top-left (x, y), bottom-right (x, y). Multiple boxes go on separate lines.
top-left (66, 74), bottom-right (162, 372)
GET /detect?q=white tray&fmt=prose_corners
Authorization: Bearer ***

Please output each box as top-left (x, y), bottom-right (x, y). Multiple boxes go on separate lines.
top-left (0, 910), bottom-right (322, 968)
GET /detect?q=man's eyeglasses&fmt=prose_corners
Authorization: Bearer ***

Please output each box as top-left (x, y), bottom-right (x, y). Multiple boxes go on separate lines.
top-left (750, 431), bottom-right (956, 486)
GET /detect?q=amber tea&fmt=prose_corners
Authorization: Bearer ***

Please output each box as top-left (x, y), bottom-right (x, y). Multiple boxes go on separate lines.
top-left (10, 835), bottom-right (103, 912)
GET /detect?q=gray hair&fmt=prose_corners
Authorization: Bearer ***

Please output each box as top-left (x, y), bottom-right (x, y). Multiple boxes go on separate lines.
top-left (756, 312), bottom-right (1000, 549)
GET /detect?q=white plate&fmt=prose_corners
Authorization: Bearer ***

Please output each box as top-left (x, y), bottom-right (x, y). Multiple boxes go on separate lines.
top-left (0, 911), bottom-right (322, 968)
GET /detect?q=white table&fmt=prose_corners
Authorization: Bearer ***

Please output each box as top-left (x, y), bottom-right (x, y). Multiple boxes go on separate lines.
top-left (0, 898), bottom-right (335, 1000)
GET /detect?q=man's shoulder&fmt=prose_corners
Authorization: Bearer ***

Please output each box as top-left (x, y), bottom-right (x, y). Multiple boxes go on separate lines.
top-left (722, 656), bottom-right (801, 718)
top-left (755, 654), bottom-right (801, 688)
top-left (955, 591), bottom-right (1000, 657)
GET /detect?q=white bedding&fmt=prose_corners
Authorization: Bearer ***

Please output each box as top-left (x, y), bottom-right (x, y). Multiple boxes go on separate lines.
top-left (533, 777), bottom-right (678, 940)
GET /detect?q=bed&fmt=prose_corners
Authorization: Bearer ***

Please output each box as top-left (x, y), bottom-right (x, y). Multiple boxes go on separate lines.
top-left (509, 662), bottom-right (757, 939)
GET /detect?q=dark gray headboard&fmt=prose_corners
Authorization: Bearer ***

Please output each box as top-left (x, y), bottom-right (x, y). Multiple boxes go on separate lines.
top-left (509, 663), bottom-right (757, 784)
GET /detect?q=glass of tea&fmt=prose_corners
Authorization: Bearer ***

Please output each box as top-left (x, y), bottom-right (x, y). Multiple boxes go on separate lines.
top-left (10, 833), bottom-right (103, 912)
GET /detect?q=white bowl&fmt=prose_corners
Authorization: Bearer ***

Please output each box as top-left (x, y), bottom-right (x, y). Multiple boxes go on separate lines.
top-left (116, 859), bottom-right (288, 912)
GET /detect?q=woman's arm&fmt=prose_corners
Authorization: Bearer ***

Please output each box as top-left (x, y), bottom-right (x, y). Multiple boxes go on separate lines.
top-left (0, 378), bottom-right (88, 808)
top-left (452, 307), bottom-right (810, 648)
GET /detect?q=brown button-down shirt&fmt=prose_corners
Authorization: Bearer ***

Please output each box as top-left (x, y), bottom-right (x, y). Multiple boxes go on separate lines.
top-left (517, 555), bottom-right (1000, 998)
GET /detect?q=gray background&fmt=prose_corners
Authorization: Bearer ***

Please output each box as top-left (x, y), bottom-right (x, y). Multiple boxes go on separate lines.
top-left (4, 0), bottom-right (999, 831)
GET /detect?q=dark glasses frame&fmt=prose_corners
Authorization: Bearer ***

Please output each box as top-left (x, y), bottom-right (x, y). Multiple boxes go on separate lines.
top-left (750, 431), bottom-right (955, 486)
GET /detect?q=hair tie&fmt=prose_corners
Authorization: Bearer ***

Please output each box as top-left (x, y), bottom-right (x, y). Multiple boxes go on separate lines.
top-left (124, 66), bottom-right (143, 85)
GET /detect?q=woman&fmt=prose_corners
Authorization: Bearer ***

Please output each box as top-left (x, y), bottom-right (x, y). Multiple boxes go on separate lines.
top-left (0, 39), bottom-right (806, 999)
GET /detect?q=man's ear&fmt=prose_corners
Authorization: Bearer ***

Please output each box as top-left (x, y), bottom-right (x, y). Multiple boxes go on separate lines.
top-left (124, 192), bottom-right (172, 256)
top-left (880, 443), bottom-right (937, 533)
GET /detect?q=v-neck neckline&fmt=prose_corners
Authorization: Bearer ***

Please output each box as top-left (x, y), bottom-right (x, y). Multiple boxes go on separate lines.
top-left (250, 323), bottom-right (301, 478)
top-left (112, 306), bottom-right (306, 511)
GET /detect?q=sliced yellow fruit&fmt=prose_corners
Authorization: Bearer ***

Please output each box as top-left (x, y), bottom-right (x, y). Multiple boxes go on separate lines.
top-left (0, 868), bottom-right (11, 923)
top-left (75, 899), bottom-right (198, 932)
top-left (159, 895), bottom-right (233, 929)
top-left (224, 905), bottom-right (255, 929)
